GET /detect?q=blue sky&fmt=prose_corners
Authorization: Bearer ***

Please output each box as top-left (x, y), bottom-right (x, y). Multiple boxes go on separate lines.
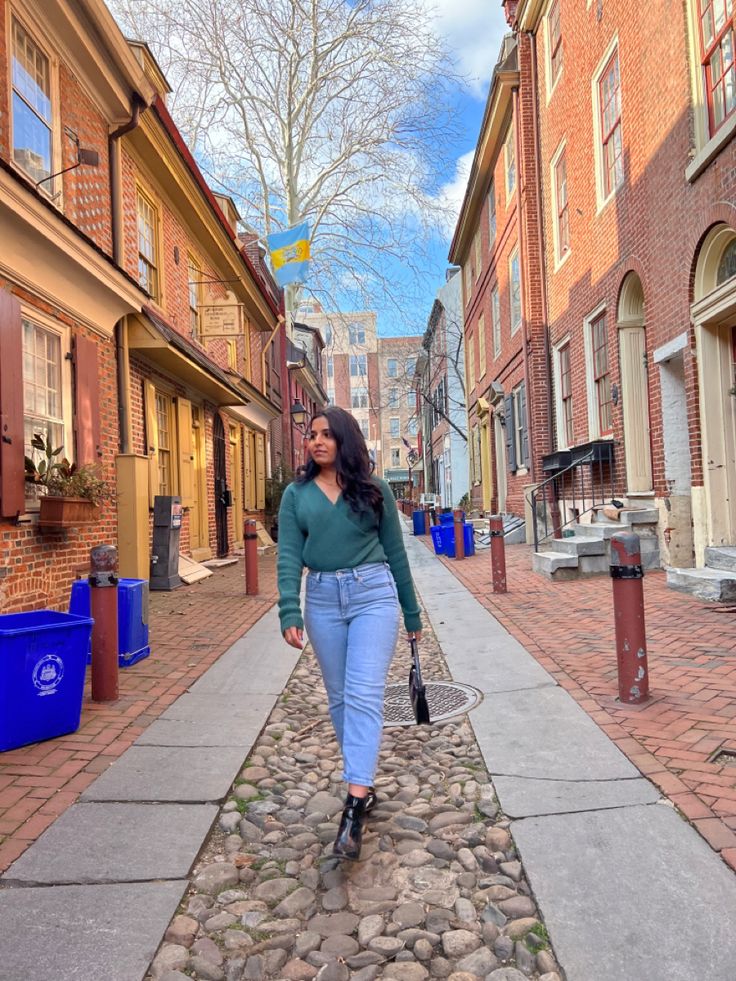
top-left (374, 0), bottom-right (509, 338)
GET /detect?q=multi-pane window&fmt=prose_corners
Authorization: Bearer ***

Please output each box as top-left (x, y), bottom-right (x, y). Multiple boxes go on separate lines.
top-left (408, 418), bottom-right (418, 436)
top-left (389, 387), bottom-right (399, 407)
top-left (492, 286), bottom-right (501, 357)
top-left (155, 392), bottom-right (173, 494)
top-left (387, 358), bottom-right (398, 377)
top-left (477, 313), bottom-right (486, 379)
top-left (505, 119), bottom-right (516, 197)
top-left (351, 389), bottom-right (368, 408)
top-left (407, 392), bottom-right (414, 409)
top-left (559, 342), bottom-right (574, 447)
top-left (591, 313), bottom-right (612, 435)
top-left (11, 19), bottom-right (53, 187)
top-left (699, 0), bottom-right (736, 133)
top-left (349, 324), bottom-right (365, 345)
top-left (467, 329), bottom-right (476, 391)
top-left (324, 325), bottom-right (333, 345)
top-left (327, 356), bottom-right (334, 378)
top-left (513, 383), bottom-right (526, 467)
top-left (23, 320), bottom-right (64, 484)
top-left (554, 149), bottom-right (570, 260)
top-left (406, 357), bottom-right (417, 377)
top-left (390, 417), bottom-right (400, 438)
top-left (350, 353), bottom-right (367, 376)
top-left (188, 254), bottom-right (201, 335)
top-left (391, 448), bottom-right (401, 467)
top-left (360, 418), bottom-right (369, 438)
top-left (599, 50), bottom-right (623, 198)
top-left (489, 181), bottom-right (497, 244)
top-left (137, 190), bottom-right (160, 299)
top-left (549, 0), bottom-right (563, 87)
top-left (509, 249), bottom-right (522, 333)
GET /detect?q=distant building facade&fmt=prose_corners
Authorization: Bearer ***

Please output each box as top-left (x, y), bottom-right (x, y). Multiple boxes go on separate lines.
top-left (376, 335), bottom-right (423, 495)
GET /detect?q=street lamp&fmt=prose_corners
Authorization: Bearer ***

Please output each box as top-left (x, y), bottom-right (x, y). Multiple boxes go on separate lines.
top-left (290, 398), bottom-right (308, 433)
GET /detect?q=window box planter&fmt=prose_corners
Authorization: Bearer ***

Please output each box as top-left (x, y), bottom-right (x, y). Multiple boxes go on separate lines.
top-left (38, 496), bottom-right (100, 530)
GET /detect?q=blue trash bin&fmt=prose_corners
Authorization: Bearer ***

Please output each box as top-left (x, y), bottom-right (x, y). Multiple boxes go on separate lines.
top-left (440, 521), bottom-right (475, 558)
top-left (69, 578), bottom-right (151, 668)
top-left (412, 510), bottom-right (426, 536)
top-left (0, 610), bottom-right (93, 752)
top-left (430, 526), bottom-right (444, 554)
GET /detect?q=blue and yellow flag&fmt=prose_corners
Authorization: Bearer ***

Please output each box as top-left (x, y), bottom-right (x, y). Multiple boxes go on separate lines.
top-left (267, 222), bottom-right (311, 287)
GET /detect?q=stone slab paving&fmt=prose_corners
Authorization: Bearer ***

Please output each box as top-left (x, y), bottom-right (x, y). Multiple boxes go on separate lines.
top-left (5, 803), bottom-right (218, 884)
top-left (493, 775), bottom-right (660, 819)
top-left (145, 600), bottom-right (564, 981)
top-left (80, 746), bottom-right (248, 803)
top-left (513, 803), bottom-right (736, 981)
top-left (0, 881), bottom-right (187, 981)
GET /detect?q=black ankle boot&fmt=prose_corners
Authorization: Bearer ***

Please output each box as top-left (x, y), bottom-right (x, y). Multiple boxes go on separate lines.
top-left (333, 793), bottom-right (367, 861)
top-left (364, 787), bottom-right (377, 814)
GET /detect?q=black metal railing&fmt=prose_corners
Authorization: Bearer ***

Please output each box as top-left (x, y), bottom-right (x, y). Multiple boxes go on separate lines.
top-left (527, 440), bottom-right (616, 552)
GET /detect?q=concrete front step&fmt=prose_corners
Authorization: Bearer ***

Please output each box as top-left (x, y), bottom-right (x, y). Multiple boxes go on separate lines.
top-left (666, 567), bottom-right (736, 602)
top-left (542, 535), bottom-right (606, 557)
top-left (532, 550), bottom-right (578, 579)
top-left (704, 546), bottom-right (736, 574)
top-left (574, 522), bottom-right (633, 540)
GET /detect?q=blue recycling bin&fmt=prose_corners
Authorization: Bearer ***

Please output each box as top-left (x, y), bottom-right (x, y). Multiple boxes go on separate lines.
top-left (412, 510), bottom-right (426, 535)
top-left (438, 510), bottom-right (465, 526)
top-left (69, 578), bottom-right (150, 667)
top-left (0, 610), bottom-right (93, 752)
top-left (430, 526), bottom-right (444, 555)
top-left (439, 522), bottom-right (475, 558)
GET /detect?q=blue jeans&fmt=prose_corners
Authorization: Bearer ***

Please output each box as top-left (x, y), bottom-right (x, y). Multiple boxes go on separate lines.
top-left (304, 562), bottom-right (400, 786)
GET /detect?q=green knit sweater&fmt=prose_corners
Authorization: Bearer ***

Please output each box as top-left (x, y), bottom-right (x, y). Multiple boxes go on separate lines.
top-left (277, 477), bottom-right (422, 634)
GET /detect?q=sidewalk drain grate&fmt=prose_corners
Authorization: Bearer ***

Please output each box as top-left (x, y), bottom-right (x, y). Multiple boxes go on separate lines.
top-left (383, 681), bottom-right (483, 728)
top-left (710, 748), bottom-right (736, 766)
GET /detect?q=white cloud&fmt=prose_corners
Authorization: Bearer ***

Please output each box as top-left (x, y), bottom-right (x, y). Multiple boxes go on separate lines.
top-left (437, 149), bottom-right (475, 237)
top-left (426, 0), bottom-right (509, 98)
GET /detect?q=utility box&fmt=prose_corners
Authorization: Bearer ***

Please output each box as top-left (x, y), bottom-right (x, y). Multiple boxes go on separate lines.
top-left (150, 495), bottom-right (183, 591)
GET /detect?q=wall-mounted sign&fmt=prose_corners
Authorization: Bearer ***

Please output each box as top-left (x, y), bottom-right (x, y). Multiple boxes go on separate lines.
top-left (200, 303), bottom-right (245, 338)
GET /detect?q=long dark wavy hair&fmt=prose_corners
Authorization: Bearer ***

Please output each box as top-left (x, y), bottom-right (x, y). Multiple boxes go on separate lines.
top-left (296, 405), bottom-right (383, 519)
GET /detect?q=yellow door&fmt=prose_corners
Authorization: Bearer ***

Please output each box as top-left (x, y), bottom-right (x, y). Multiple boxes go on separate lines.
top-left (230, 424), bottom-right (244, 546)
top-left (189, 405), bottom-right (211, 561)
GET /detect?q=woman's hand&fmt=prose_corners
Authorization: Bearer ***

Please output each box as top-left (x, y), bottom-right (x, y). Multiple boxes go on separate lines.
top-left (408, 631), bottom-right (423, 643)
top-left (283, 627), bottom-right (305, 650)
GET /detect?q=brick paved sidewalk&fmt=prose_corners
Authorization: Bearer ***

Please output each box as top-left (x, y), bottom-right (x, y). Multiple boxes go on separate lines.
top-left (427, 537), bottom-right (736, 869)
top-left (0, 556), bottom-right (278, 873)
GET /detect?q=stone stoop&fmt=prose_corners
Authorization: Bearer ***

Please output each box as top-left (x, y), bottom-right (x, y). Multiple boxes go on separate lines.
top-left (667, 546), bottom-right (736, 602)
top-left (533, 507), bottom-right (661, 581)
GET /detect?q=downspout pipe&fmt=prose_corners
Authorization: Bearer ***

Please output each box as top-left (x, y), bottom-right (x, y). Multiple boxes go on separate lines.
top-left (109, 95), bottom-right (145, 454)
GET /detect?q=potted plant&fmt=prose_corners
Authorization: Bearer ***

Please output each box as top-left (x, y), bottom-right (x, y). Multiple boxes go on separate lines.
top-left (24, 434), bottom-right (110, 530)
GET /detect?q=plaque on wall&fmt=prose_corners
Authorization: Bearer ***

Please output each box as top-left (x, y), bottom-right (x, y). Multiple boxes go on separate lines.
top-left (200, 301), bottom-right (245, 337)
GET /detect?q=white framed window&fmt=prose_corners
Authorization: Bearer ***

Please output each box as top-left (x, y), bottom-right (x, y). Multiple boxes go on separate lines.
top-left (583, 303), bottom-right (613, 439)
top-left (407, 417), bottom-right (418, 436)
top-left (390, 416), bottom-right (400, 438)
top-left (391, 447), bottom-right (401, 467)
top-left (350, 353), bottom-right (367, 376)
top-left (351, 388), bottom-right (368, 408)
top-left (492, 285), bottom-right (502, 358)
top-left (137, 187), bottom-right (161, 300)
top-left (504, 118), bottom-right (516, 199)
top-left (550, 141), bottom-right (571, 266)
top-left (546, 0), bottom-right (563, 96)
top-left (553, 336), bottom-right (574, 449)
top-left (406, 357), bottom-right (417, 378)
top-left (509, 247), bottom-right (522, 334)
top-left (512, 382), bottom-right (529, 471)
top-left (389, 387), bottom-right (398, 407)
top-left (23, 314), bottom-right (72, 506)
top-left (592, 39), bottom-right (624, 209)
top-left (360, 418), bottom-right (369, 438)
top-left (10, 16), bottom-right (57, 194)
top-left (324, 324), bottom-right (333, 346)
top-left (387, 358), bottom-right (398, 377)
top-left (488, 179), bottom-right (497, 245)
top-left (188, 254), bottom-right (202, 336)
top-left (348, 324), bottom-right (366, 345)
top-left (477, 313), bottom-right (486, 380)
top-left (407, 391), bottom-right (414, 409)
top-left (327, 356), bottom-right (334, 378)
top-left (466, 328), bottom-right (476, 393)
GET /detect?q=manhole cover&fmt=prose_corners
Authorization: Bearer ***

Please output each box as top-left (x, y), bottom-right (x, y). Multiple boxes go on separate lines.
top-left (383, 681), bottom-right (482, 728)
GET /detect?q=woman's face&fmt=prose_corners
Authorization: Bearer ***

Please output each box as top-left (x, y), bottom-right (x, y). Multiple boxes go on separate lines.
top-left (308, 416), bottom-right (338, 469)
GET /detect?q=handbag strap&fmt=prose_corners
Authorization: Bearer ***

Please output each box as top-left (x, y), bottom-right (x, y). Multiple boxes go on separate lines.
top-left (410, 637), bottom-right (424, 687)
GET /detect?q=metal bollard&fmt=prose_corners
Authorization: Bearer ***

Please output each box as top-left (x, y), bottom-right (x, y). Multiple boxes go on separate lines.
top-left (489, 514), bottom-right (507, 593)
top-left (245, 518), bottom-right (259, 596)
top-left (89, 544), bottom-right (119, 702)
top-left (610, 532), bottom-right (650, 704)
top-left (453, 508), bottom-right (465, 560)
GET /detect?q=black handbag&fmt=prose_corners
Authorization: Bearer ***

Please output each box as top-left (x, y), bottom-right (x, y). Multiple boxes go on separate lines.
top-left (408, 637), bottom-right (430, 725)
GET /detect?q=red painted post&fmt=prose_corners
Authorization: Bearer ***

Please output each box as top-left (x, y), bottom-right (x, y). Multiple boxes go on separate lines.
top-left (610, 532), bottom-right (650, 704)
top-left (424, 507), bottom-right (431, 535)
top-left (453, 508), bottom-right (465, 560)
top-left (245, 518), bottom-right (259, 596)
top-left (489, 514), bottom-right (507, 593)
top-left (89, 544), bottom-right (118, 702)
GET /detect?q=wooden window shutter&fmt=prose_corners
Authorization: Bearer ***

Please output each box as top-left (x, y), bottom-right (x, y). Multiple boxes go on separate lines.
top-left (143, 380), bottom-right (158, 507)
top-left (255, 432), bottom-right (266, 509)
top-left (243, 430), bottom-right (254, 510)
top-left (519, 382), bottom-right (530, 469)
top-left (176, 397), bottom-right (194, 507)
top-left (504, 394), bottom-right (517, 473)
top-left (0, 291), bottom-right (25, 518)
top-left (73, 334), bottom-right (101, 465)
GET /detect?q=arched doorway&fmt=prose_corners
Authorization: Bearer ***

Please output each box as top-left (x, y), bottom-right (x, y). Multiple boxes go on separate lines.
top-left (617, 273), bottom-right (653, 495)
top-left (691, 224), bottom-right (736, 561)
top-left (213, 413), bottom-right (229, 558)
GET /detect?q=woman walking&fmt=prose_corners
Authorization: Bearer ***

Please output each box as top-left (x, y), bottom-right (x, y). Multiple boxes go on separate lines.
top-left (277, 405), bottom-right (422, 861)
